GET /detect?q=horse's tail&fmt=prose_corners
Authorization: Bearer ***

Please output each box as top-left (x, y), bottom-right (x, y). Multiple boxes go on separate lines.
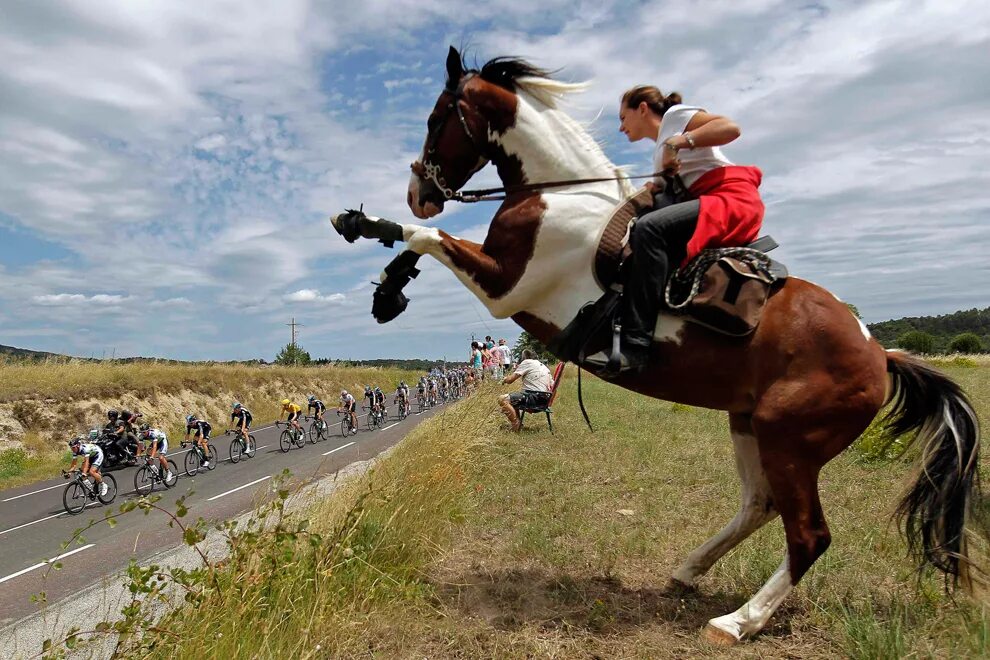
top-left (884, 350), bottom-right (981, 585)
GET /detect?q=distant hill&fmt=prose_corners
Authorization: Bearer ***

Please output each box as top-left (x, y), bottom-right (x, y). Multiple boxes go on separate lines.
top-left (867, 306), bottom-right (990, 352)
top-left (0, 344), bottom-right (72, 361)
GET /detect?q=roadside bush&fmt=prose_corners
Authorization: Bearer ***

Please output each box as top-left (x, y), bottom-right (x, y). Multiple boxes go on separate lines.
top-left (0, 448), bottom-right (26, 479)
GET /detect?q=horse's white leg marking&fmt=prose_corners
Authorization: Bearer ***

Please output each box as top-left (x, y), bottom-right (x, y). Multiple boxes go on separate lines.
top-left (671, 423), bottom-right (777, 585)
top-left (706, 556), bottom-right (793, 642)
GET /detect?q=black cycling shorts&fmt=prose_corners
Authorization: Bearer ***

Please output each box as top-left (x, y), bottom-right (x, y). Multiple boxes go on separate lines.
top-left (287, 411), bottom-right (300, 423)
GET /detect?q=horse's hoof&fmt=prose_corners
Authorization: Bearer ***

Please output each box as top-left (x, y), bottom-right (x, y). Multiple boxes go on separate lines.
top-left (331, 209), bottom-right (364, 243)
top-left (703, 623), bottom-right (741, 646)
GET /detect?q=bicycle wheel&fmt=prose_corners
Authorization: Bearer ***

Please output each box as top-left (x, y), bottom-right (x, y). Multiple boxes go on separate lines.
top-left (163, 460), bottom-right (179, 488)
top-left (206, 445), bottom-right (218, 470)
top-left (306, 423), bottom-right (317, 444)
top-left (62, 482), bottom-right (87, 515)
top-left (293, 430), bottom-right (305, 449)
top-left (229, 437), bottom-right (243, 464)
top-left (184, 448), bottom-right (201, 476)
top-left (279, 430), bottom-right (293, 452)
top-left (340, 418), bottom-right (349, 437)
top-left (134, 465), bottom-right (155, 496)
top-left (246, 435), bottom-right (257, 458)
top-left (98, 474), bottom-right (118, 505)
top-left (366, 413), bottom-right (375, 431)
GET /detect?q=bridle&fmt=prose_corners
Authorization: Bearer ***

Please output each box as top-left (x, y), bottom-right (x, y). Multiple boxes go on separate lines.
top-left (411, 74), bottom-right (685, 204)
top-left (410, 73), bottom-right (491, 202)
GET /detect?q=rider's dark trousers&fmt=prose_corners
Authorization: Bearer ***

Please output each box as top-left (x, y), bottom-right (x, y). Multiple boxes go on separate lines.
top-left (622, 199), bottom-right (700, 346)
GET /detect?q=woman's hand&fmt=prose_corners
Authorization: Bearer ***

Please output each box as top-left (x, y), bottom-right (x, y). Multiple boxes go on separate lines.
top-left (661, 141), bottom-right (681, 174)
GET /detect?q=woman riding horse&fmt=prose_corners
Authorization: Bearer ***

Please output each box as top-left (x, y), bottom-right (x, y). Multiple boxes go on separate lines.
top-left (613, 86), bottom-right (765, 374)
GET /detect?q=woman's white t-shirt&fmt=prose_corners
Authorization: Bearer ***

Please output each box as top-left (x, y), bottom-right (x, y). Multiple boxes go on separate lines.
top-left (653, 104), bottom-right (734, 188)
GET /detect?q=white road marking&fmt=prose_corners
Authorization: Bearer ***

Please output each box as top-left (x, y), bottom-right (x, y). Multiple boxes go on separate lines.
top-left (381, 423), bottom-right (399, 431)
top-left (0, 503), bottom-right (100, 537)
top-left (206, 476), bottom-right (271, 502)
top-left (0, 544), bottom-right (96, 585)
top-left (323, 442), bottom-right (355, 456)
top-left (2, 483), bottom-right (64, 502)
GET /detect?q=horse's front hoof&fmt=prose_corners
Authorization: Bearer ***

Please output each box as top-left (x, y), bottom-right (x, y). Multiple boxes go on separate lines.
top-left (330, 209), bottom-right (364, 243)
top-left (661, 577), bottom-right (697, 597)
top-left (703, 623), bottom-right (741, 646)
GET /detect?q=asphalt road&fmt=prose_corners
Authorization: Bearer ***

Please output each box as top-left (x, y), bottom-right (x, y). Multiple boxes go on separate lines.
top-left (0, 399), bottom-right (443, 626)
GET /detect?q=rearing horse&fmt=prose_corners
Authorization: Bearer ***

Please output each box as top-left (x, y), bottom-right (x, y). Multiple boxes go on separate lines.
top-left (331, 47), bottom-right (981, 644)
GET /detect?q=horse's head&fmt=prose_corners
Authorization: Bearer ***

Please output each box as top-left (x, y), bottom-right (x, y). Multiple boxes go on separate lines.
top-left (408, 46), bottom-right (549, 219)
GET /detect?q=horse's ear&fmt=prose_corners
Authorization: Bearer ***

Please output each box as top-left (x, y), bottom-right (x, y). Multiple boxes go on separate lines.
top-left (446, 46), bottom-right (463, 87)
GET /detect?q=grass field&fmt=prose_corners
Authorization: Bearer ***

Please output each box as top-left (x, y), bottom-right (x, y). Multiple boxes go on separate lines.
top-left (56, 358), bottom-right (990, 658)
top-left (0, 361), bottom-right (420, 490)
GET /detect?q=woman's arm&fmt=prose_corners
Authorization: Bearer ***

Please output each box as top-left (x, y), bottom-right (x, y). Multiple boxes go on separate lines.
top-left (666, 110), bottom-right (741, 150)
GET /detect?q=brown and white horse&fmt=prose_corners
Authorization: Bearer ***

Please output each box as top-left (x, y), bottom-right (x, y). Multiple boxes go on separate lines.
top-left (331, 47), bottom-right (981, 644)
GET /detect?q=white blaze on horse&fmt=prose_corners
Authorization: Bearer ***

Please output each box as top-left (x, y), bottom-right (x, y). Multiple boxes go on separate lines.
top-left (331, 47), bottom-right (981, 644)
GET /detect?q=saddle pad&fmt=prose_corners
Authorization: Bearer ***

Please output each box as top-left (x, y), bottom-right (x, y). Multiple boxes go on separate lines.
top-left (593, 186), bottom-right (654, 289)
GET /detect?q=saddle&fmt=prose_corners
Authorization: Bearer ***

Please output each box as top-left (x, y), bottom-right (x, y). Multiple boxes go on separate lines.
top-left (548, 188), bottom-right (789, 363)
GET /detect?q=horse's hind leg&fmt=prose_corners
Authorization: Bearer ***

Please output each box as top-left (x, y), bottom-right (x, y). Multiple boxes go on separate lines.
top-left (669, 413), bottom-right (777, 589)
top-left (704, 418), bottom-right (848, 644)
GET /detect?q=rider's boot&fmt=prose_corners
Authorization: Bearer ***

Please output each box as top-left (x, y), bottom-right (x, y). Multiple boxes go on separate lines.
top-left (498, 397), bottom-right (522, 433)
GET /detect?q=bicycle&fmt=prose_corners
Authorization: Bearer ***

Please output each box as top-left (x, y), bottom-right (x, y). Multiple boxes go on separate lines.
top-left (61, 469), bottom-right (117, 515)
top-left (306, 415), bottom-right (329, 443)
top-left (417, 392), bottom-right (427, 413)
top-left (134, 454), bottom-right (179, 495)
top-left (395, 397), bottom-right (409, 420)
top-left (364, 405), bottom-right (388, 431)
top-left (337, 410), bottom-right (357, 436)
top-left (276, 421), bottom-right (306, 452)
top-left (226, 428), bottom-right (257, 463)
top-left (181, 439), bottom-right (218, 476)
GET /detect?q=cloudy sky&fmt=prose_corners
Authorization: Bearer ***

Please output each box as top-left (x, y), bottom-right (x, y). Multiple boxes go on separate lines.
top-left (0, 0), bottom-right (987, 360)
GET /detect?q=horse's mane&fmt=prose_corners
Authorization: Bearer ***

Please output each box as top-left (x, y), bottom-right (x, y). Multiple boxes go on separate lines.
top-left (452, 56), bottom-right (589, 109)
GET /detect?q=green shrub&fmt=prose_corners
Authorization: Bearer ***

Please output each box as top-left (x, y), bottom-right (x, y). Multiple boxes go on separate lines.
top-left (0, 448), bottom-right (26, 479)
top-left (948, 332), bottom-right (985, 354)
top-left (897, 330), bottom-right (935, 354)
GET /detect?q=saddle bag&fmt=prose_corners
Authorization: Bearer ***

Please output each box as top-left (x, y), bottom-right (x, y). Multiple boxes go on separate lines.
top-left (680, 257), bottom-right (777, 336)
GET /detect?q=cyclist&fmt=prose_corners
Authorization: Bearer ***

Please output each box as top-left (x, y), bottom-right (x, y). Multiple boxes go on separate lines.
top-left (307, 395), bottom-right (326, 428)
top-left (373, 386), bottom-right (387, 419)
top-left (395, 381), bottom-right (410, 416)
top-left (230, 402), bottom-right (253, 444)
top-left (427, 377), bottom-right (439, 406)
top-left (363, 386), bottom-right (377, 414)
top-left (139, 424), bottom-right (173, 481)
top-left (417, 377), bottom-right (427, 407)
top-left (280, 398), bottom-right (303, 439)
top-left (184, 414), bottom-right (213, 468)
top-left (66, 436), bottom-right (108, 496)
top-left (339, 389), bottom-right (357, 434)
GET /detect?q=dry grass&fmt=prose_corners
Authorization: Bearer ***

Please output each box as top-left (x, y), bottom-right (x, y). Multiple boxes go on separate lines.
top-left (72, 358), bottom-right (989, 658)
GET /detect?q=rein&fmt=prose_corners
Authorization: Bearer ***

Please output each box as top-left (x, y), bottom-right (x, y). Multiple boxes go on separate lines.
top-left (452, 170), bottom-right (677, 203)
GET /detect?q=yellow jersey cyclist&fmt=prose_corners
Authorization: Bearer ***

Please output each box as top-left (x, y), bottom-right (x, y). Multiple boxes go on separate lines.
top-left (339, 390), bottom-right (358, 434)
top-left (139, 424), bottom-right (173, 481)
top-left (65, 436), bottom-right (108, 496)
top-left (184, 414), bottom-right (213, 468)
top-left (280, 399), bottom-right (303, 438)
top-left (307, 395), bottom-right (326, 427)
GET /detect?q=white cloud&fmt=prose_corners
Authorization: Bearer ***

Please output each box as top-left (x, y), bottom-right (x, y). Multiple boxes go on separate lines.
top-left (285, 289), bottom-right (346, 304)
top-left (33, 293), bottom-right (132, 306)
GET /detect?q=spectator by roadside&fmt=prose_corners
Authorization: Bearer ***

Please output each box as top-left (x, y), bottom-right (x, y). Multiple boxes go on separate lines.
top-left (498, 349), bottom-right (553, 432)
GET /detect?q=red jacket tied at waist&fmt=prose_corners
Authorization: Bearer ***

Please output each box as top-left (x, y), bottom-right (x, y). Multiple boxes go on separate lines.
top-left (683, 165), bottom-right (764, 266)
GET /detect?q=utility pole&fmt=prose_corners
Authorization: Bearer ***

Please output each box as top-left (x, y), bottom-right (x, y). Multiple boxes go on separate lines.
top-left (286, 317), bottom-right (304, 365)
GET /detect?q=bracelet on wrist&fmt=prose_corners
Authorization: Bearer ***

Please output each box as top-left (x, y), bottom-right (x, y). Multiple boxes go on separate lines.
top-left (683, 132), bottom-right (696, 149)
top-left (663, 141), bottom-right (679, 153)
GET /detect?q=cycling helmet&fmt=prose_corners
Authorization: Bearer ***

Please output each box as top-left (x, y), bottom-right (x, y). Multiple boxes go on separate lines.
top-left (185, 414), bottom-right (195, 424)
top-left (400, 381), bottom-right (406, 387)
top-left (68, 436), bottom-right (82, 448)
top-left (139, 423), bottom-right (150, 432)
top-left (364, 385), bottom-right (372, 394)
top-left (374, 386), bottom-right (382, 393)
top-left (340, 389), bottom-right (348, 397)
top-left (308, 395), bottom-right (316, 403)
top-left (88, 429), bottom-right (99, 441)
top-left (281, 398), bottom-right (290, 406)
top-left (232, 402), bottom-right (242, 411)
top-left (107, 409), bottom-right (119, 420)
